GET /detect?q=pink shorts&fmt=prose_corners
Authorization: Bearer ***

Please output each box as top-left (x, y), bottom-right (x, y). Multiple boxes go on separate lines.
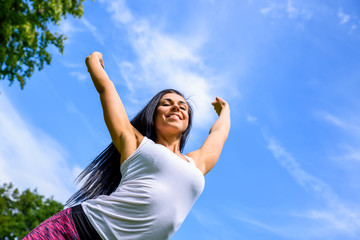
top-left (22, 207), bottom-right (80, 240)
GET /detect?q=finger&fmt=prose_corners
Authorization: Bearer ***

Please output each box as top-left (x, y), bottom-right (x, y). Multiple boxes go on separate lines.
top-left (217, 97), bottom-right (227, 104)
top-left (212, 97), bottom-right (219, 105)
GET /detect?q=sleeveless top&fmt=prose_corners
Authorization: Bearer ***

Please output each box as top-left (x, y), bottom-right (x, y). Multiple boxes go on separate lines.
top-left (81, 137), bottom-right (205, 240)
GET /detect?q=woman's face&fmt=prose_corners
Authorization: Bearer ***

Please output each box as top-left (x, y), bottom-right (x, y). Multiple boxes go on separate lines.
top-left (154, 93), bottom-right (189, 137)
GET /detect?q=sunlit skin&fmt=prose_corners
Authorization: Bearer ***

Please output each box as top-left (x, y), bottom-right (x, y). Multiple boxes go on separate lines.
top-left (155, 93), bottom-right (189, 136)
top-left (86, 51), bottom-right (230, 175)
top-left (154, 93), bottom-right (190, 161)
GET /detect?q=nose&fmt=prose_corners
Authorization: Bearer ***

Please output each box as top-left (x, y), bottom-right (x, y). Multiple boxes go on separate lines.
top-left (170, 104), bottom-right (180, 112)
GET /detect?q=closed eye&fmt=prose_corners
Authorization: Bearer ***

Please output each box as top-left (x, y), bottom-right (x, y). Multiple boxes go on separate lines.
top-left (160, 98), bottom-right (188, 111)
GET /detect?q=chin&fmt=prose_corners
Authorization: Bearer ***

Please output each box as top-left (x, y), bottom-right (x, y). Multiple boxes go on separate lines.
top-left (156, 125), bottom-right (186, 136)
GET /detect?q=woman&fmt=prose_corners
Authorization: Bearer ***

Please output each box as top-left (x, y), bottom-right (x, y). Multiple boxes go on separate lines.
top-left (23, 52), bottom-right (230, 240)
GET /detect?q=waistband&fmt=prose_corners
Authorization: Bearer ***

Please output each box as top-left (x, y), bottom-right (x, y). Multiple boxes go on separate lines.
top-left (72, 204), bottom-right (102, 240)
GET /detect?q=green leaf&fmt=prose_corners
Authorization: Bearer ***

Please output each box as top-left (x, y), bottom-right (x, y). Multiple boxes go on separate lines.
top-left (0, 182), bottom-right (64, 239)
top-left (0, 0), bottom-right (85, 89)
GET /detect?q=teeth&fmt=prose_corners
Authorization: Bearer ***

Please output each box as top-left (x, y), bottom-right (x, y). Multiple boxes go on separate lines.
top-left (169, 115), bottom-right (180, 119)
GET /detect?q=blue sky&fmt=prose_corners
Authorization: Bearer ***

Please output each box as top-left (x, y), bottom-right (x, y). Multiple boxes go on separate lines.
top-left (1, 0), bottom-right (360, 239)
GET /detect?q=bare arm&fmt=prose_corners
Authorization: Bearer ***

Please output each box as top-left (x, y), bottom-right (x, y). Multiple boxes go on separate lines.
top-left (86, 52), bottom-right (139, 160)
top-left (187, 97), bottom-right (230, 175)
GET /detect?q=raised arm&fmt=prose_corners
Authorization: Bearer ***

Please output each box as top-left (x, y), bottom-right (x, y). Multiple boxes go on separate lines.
top-left (86, 52), bottom-right (140, 161)
top-left (187, 97), bottom-right (230, 175)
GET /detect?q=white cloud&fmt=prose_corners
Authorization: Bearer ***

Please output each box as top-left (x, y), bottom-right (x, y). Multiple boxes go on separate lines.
top-left (320, 112), bottom-right (347, 128)
top-left (191, 207), bottom-right (241, 239)
top-left (286, 0), bottom-right (298, 18)
top-left (318, 111), bottom-right (360, 136)
top-left (63, 62), bottom-right (89, 83)
top-left (246, 114), bottom-right (258, 123)
top-left (260, 1), bottom-right (312, 21)
top-left (65, 102), bottom-right (107, 143)
top-left (265, 135), bottom-right (338, 202)
top-left (263, 133), bottom-right (360, 237)
top-left (116, 61), bottom-right (137, 95)
top-left (295, 209), bottom-right (359, 235)
top-left (227, 118), bottom-right (360, 238)
top-left (223, 129), bottom-right (360, 238)
top-left (61, 61), bottom-right (83, 69)
top-left (81, 17), bottom-right (105, 45)
top-left (350, 24), bottom-right (357, 32)
top-left (339, 145), bottom-right (360, 162)
top-left (231, 209), bottom-right (360, 239)
top-left (0, 90), bottom-right (76, 203)
top-left (317, 111), bottom-right (360, 168)
top-left (100, 0), bottom-right (221, 127)
top-left (59, 16), bottom-right (104, 45)
top-left (104, 0), bottom-right (134, 24)
top-left (192, 208), bottom-right (223, 228)
top-left (338, 9), bottom-right (351, 24)
top-left (59, 19), bottom-right (82, 37)
top-left (199, 0), bottom-right (215, 4)
top-left (260, 3), bottom-right (278, 17)
top-left (260, 6), bottom-right (273, 15)
top-left (261, 3), bottom-right (357, 33)
top-left (230, 213), bottom-right (289, 237)
top-left (70, 71), bottom-right (87, 82)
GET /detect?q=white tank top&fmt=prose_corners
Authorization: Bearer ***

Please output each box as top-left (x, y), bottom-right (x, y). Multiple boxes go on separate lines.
top-left (81, 137), bottom-right (205, 240)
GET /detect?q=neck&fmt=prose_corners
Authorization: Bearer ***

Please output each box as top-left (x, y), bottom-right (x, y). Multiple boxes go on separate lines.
top-left (155, 133), bottom-right (182, 154)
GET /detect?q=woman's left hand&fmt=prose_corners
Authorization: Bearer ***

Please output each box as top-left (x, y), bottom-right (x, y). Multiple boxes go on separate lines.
top-left (212, 97), bottom-right (229, 116)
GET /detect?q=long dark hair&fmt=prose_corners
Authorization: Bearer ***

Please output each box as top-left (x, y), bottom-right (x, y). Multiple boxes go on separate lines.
top-left (66, 89), bottom-right (193, 206)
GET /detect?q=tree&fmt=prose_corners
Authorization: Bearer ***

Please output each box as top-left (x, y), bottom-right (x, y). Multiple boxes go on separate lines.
top-left (0, 182), bottom-right (64, 240)
top-left (0, 0), bottom-right (85, 89)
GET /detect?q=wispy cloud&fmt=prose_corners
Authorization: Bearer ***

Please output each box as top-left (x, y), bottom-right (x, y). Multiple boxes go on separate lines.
top-left (265, 135), bottom-right (338, 201)
top-left (223, 117), bottom-right (360, 238)
top-left (318, 111), bottom-right (360, 136)
top-left (260, 6), bottom-right (273, 15)
top-left (190, 208), bottom-right (240, 239)
top-left (81, 17), bottom-right (105, 45)
top-left (317, 111), bottom-right (360, 165)
top-left (286, 0), bottom-right (298, 18)
top-left (261, 132), bottom-right (360, 238)
top-left (59, 16), bottom-right (104, 45)
top-left (260, 2), bottom-right (359, 34)
top-left (336, 145), bottom-right (360, 162)
top-left (259, 0), bottom-right (312, 21)
top-left (59, 19), bottom-right (82, 39)
top-left (65, 102), bottom-right (108, 144)
top-left (246, 114), bottom-right (258, 123)
top-left (0, 90), bottom-right (76, 203)
top-left (100, 0), bottom-right (224, 126)
top-left (230, 208), bottom-right (360, 239)
top-left (228, 212), bottom-right (292, 238)
top-left (60, 60), bottom-right (88, 83)
top-left (70, 71), bottom-right (87, 82)
top-left (335, 8), bottom-right (359, 33)
top-left (338, 9), bottom-right (351, 24)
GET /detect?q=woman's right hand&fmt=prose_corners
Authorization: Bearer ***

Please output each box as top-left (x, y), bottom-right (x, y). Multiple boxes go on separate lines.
top-left (86, 51), bottom-right (105, 69)
top-left (84, 52), bottom-right (141, 165)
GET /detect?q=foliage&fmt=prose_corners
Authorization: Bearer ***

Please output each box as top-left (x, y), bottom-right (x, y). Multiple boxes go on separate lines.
top-left (0, 0), bottom-right (85, 89)
top-left (0, 182), bottom-right (64, 240)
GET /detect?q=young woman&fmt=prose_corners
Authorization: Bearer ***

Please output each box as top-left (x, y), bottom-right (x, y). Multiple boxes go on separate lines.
top-left (23, 52), bottom-right (230, 240)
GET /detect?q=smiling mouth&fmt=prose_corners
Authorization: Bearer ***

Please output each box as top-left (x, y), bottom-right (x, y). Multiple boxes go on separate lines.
top-left (167, 114), bottom-right (181, 120)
